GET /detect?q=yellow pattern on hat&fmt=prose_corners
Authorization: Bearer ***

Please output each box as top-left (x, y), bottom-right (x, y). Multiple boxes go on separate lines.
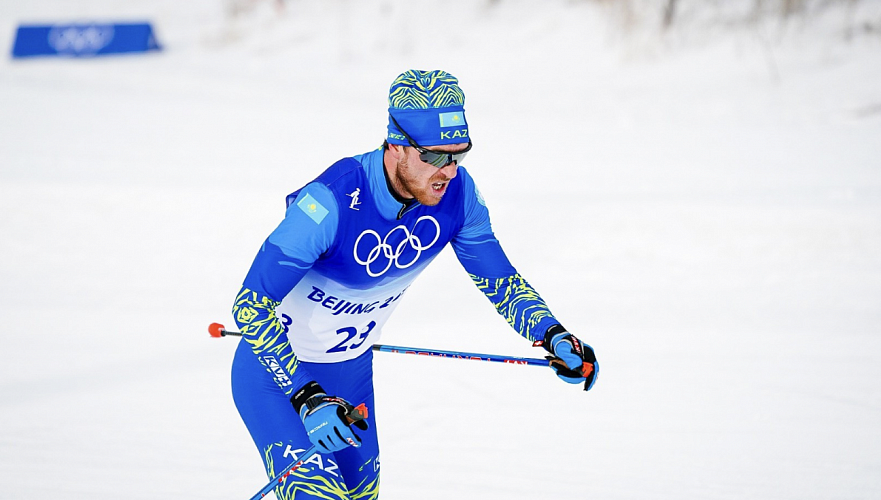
top-left (388, 70), bottom-right (465, 110)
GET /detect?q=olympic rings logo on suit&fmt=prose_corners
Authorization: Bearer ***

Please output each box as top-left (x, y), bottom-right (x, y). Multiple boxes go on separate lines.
top-left (353, 216), bottom-right (441, 277)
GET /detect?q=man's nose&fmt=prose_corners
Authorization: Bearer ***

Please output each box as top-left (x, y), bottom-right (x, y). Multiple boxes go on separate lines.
top-left (440, 161), bottom-right (458, 179)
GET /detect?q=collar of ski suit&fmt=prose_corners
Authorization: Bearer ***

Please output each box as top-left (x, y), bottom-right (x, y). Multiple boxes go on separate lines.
top-left (353, 147), bottom-right (421, 221)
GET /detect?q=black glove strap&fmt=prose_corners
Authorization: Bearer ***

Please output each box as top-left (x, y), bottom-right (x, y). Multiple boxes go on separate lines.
top-left (290, 380), bottom-right (325, 414)
top-left (540, 323), bottom-right (569, 354)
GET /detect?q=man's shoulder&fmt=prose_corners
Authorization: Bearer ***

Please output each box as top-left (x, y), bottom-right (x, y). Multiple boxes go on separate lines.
top-left (314, 148), bottom-right (384, 191)
top-left (315, 157), bottom-right (366, 189)
top-left (285, 157), bottom-right (367, 208)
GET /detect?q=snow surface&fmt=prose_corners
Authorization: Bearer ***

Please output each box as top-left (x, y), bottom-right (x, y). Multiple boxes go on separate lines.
top-left (1, 0), bottom-right (880, 498)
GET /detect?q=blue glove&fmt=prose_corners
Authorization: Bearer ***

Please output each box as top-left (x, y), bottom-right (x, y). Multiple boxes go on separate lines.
top-left (291, 382), bottom-right (369, 454)
top-left (538, 324), bottom-right (598, 391)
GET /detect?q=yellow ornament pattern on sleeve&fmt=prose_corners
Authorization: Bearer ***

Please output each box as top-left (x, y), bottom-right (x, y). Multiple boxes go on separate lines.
top-left (469, 273), bottom-right (555, 342)
top-left (232, 287), bottom-right (301, 394)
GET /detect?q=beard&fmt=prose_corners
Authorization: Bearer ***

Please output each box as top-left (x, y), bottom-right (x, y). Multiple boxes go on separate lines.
top-left (394, 155), bottom-right (449, 207)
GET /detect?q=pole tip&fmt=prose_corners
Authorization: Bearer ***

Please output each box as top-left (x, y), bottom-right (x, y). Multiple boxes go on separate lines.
top-left (208, 323), bottom-right (226, 338)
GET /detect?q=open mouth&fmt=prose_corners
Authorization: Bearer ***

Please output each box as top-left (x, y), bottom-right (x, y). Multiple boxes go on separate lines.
top-left (431, 182), bottom-right (447, 194)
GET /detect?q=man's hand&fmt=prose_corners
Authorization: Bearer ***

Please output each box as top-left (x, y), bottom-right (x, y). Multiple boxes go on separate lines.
top-left (291, 381), bottom-right (369, 454)
top-left (537, 324), bottom-right (599, 391)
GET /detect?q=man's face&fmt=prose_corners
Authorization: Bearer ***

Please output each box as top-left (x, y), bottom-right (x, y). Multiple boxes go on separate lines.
top-left (391, 143), bottom-right (468, 206)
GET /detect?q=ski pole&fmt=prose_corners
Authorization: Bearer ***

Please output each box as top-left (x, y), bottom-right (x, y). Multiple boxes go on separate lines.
top-left (248, 402), bottom-right (368, 500)
top-left (209, 323), bottom-right (550, 367)
top-left (250, 445), bottom-right (319, 500)
top-left (371, 343), bottom-right (548, 366)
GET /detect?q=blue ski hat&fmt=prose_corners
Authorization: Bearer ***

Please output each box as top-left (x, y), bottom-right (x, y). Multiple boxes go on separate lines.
top-left (387, 69), bottom-right (470, 147)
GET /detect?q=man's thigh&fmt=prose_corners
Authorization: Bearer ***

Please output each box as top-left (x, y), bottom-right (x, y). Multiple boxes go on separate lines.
top-left (232, 341), bottom-right (379, 499)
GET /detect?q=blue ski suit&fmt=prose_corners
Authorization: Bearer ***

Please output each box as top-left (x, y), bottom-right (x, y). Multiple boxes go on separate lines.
top-left (231, 147), bottom-right (561, 499)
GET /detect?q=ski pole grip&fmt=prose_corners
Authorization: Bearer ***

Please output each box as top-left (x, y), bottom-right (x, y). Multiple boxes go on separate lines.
top-left (345, 403), bottom-right (369, 430)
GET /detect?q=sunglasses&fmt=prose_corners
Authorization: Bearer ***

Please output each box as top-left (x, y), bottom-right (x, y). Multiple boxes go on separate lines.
top-left (390, 115), bottom-right (472, 167)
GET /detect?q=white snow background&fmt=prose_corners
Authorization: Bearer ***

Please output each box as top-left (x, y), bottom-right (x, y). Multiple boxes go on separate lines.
top-left (1, 0), bottom-right (880, 498)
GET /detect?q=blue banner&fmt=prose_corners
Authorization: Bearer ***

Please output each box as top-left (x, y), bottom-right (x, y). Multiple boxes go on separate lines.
top-left (12, 23), bottom-right (161, 58)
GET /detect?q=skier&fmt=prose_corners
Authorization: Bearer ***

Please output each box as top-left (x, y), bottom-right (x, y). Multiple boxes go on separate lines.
top-left (230, 69), bottom-right (598, 499)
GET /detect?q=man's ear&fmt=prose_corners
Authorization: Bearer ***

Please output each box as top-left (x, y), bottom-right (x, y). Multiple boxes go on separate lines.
top-left (387, 143), bottom-right (405, 160)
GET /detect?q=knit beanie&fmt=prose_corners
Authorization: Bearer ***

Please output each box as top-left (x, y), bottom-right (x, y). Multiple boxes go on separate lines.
top-left (387, 69), bottom-right (470, 147)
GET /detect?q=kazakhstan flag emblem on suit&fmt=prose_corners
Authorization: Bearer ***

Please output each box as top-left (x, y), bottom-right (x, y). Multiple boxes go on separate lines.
top-left (296, 193), bottom-right (329, 224)
top-left (438, 111), bottom-right (464, 128)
